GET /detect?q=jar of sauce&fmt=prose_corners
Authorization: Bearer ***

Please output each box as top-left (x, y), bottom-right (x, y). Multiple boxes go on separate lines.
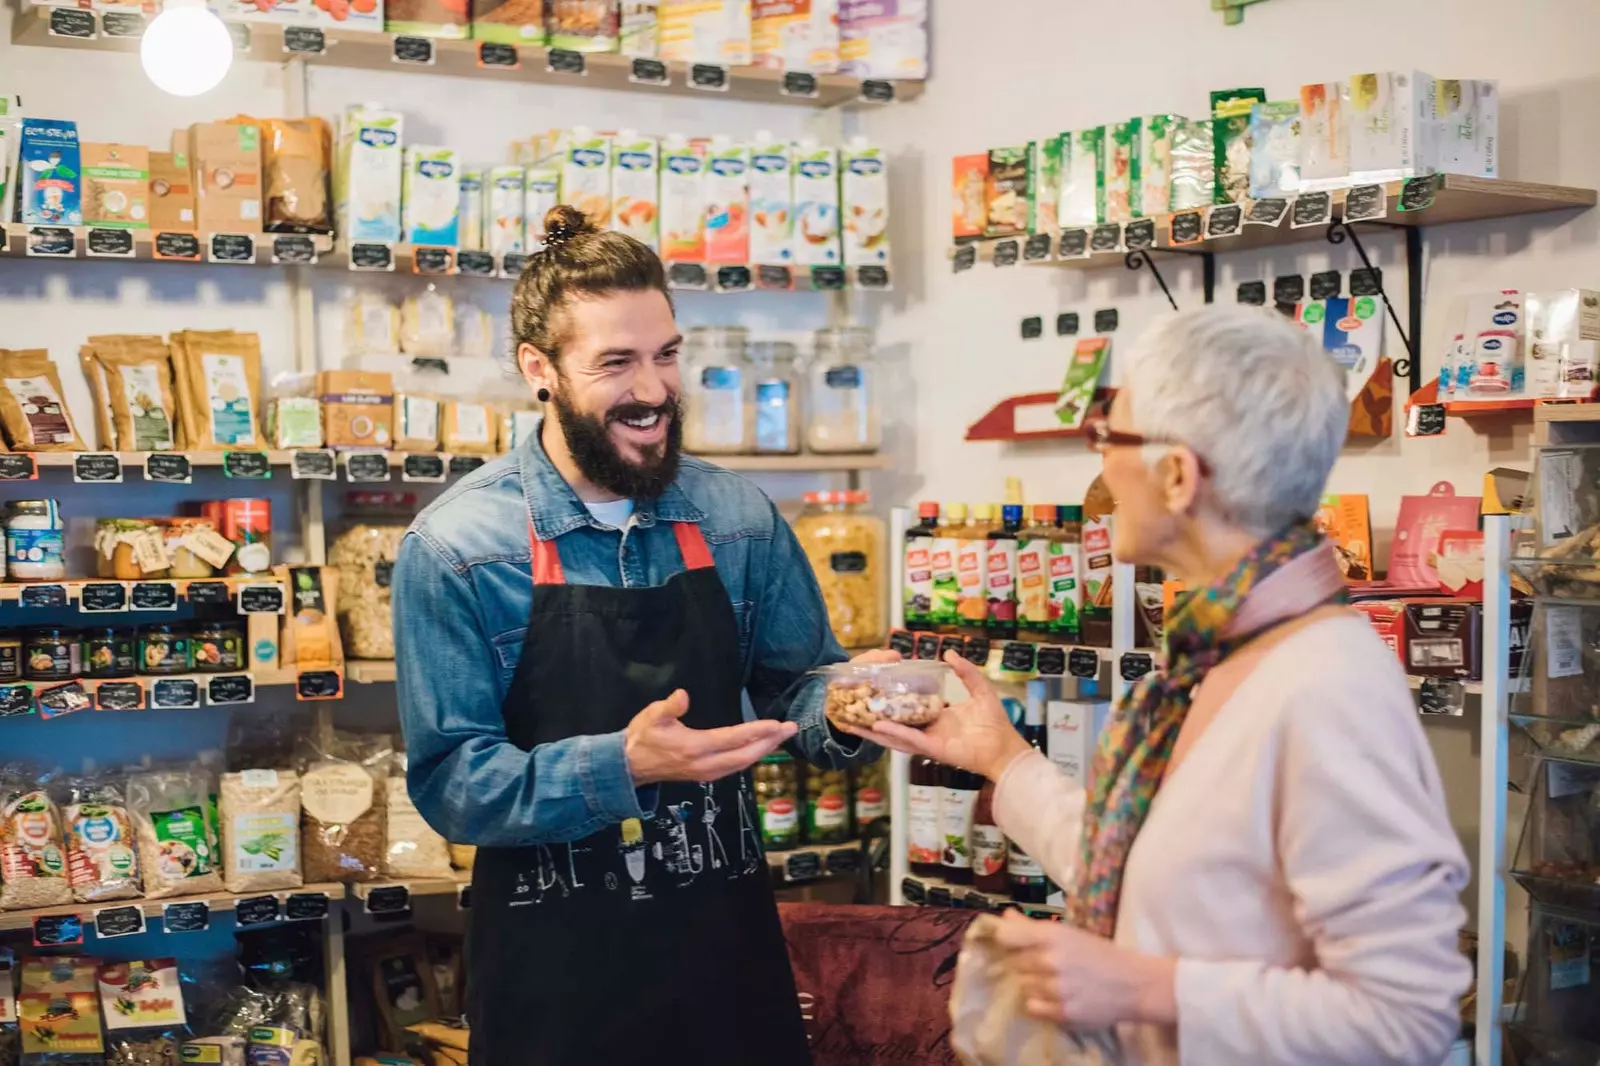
top-left (805, 765), bottom-right (851, 845)
top-left (0, 631), bottom-right (22, 683)
top-left (24, 627), bottom-right (78, 681)
top-left (5, 501), bottom-right (66, 581)
top-left (83, 628), bottom-right (136, 679)
top-left (753, 753), bottom-right (799, 851)
top-left (191, 622), bottom-right (244, 673)
top-left (138, 624), bottom-right (190, 675)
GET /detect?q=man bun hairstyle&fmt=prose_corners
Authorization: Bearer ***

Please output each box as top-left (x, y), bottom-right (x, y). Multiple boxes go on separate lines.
top-left (511, 204), bottom-right (671, 362)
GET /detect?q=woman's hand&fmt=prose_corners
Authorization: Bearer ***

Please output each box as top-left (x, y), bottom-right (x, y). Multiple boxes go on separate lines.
top-left (993, 911), bottom-right (1177, 1028)
top-left (847, 651), bottom-right (1032, 782)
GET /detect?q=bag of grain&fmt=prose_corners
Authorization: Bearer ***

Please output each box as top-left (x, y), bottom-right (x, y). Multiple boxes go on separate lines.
top-left (64, 775), bottom-right (141, 903)
top-left (0, 769), bottom-right (73, 910)
top-left (220, 769), bottom-right (303, 893)
top-left (383, 754), bottom-right (450, 880)
top-left (128, 768), bottom-right (224, 899)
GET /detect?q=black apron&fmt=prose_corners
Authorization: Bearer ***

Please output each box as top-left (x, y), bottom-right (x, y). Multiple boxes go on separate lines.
top-left (468, 519), bottom-right (811, 1066)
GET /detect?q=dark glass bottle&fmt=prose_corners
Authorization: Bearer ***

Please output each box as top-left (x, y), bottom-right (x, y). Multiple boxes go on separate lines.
top-left (908, 755), bottom-right (943, 876)
top-left (939, 763), bottom-right (982, 885)
top-left (1010, 681), bottom-right (1056, 904)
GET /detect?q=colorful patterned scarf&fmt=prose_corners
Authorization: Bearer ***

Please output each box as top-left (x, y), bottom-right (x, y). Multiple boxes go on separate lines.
top-left (1064, 519), bottom-right (1346, 936)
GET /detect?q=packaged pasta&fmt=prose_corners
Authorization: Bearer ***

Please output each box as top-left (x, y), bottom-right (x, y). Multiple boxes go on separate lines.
top-left (0, 770), bottom-right (73, 910)
top-left (81, 335), bottom-right (181, 452)
top-left (328, 497), bottom-right (411, 661)
top-left (442, 400), bottom-right (496, 455)
top-left (128, 768), bottom-right (224, 900)
top-left (64, 777), bottom-right (140, 904)
top-left (170, 330), bottom-right (264, 451)
top-left (267, 372), bottom-right (324, 450)
top-left (343, 290), bottom-right (401, 357)
top-left (262, 116), bottom-right (333, 234)
top-left (455, 301), bottom-right (496, 360)
top-left (383, 754), bottom-right (451, 880)
top-left (393, 394), bottom-right (441, 452)
top-left (400, 286), bottom-right (456, 358)
top-left (0, 349), bottom-right (86, 452)
top-left (219, 769), bottom-right (303, 893)
top-left (298, 732), bottom-right (389, 884)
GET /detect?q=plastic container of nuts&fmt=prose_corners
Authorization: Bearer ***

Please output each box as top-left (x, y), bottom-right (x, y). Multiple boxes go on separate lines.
top-left (819, 661), bottom-right (947, 731)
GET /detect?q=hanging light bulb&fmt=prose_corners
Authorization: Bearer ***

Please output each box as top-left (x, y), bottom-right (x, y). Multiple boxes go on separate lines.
top-left (141, 0), bottom-right (234, 97)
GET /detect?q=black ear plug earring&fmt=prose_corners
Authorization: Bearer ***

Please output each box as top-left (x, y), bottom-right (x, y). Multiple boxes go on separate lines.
top-left (537, 388), bottom-right (551, 402)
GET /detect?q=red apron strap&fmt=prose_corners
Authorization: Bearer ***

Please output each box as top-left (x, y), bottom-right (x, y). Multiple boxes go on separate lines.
top-left (672, 521), bottom-right (715, 571)
top-left (530, 523), bottom-right (566, 585)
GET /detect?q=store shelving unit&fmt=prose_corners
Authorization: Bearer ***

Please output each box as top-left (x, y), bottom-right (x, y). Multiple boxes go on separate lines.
top-left (899, 871), bottom-right (1062, 918)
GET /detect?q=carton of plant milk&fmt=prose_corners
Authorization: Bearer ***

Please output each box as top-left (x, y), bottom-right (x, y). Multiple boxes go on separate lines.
top-left (840, 138), bottom-right (888, 267)
top-left (1434, 78), bottom-right (1497, 178)
top-left (703, 137), bottom-right (749, 264)
top-left (402, 146), bottom-right (460, 247)
top-left (336, 105), bottom-right (403, 243)
top-left (522, 166), bottom-right (559, 251)
top-left (748, 134), bottom-right (792, 266)
top-left (792, 141), bottom-right (840, 267)
top-left (487, 165), bottom-right (525, 257)
top-left (660, 136), bottom-right (706, 263)
top-left (1347, 71), bottom-right (1437, 183)
top-left (1298, 82), bottom-right (1350, 190)
top-left (458, 166), bottom-right (485, 251)
top-left (557, 129), bottom-right (612, 231)
top-left (752, 0), bottom-right (839, 72)
top-left (610, 132), bottom-right (659, 250)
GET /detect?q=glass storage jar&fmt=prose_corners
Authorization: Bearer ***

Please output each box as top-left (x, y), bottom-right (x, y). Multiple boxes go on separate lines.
top-left (162, 517), bottom-right (220, 579)
top-left (83, 628), bottom-right (136, 679)
top-left (95, 518), bottom-right (164, 580)
top-left (681, 326), bottom-right (751, 455)
top-left (5, 500), bottom-right (66, 581)
top-left (806, 326), bottom-right (881, 454)
top-left (24, 627), bottom-right (78, 681)
top-left (792, 490), bottom-right (885, 648)
top-left (748, 342), bottom-right (801, 455)
top-left (138, 624), bottom-right (190, 676)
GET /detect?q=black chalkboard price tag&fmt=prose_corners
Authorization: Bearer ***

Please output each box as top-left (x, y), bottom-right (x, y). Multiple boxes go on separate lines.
top-left (1056, 312), bottom-right (1080, 336)
top-left (27, 226), bottom-right (76, 258)
top-left (928, 886), bottom-right (953, 908)
top-left (349, 242), bottom-right (395, 271)
top-left (715, 265), bottom-right (752, 292)
top-left (365, 885), bottom-right (411, 915)
top-left (913, 634), bottom-right (941, 661)
top-left (810, 266), bottom-right (846, 291)
top-left (32, 914), bottom-right (84, 948)
top-left (1343, 183), bottom-right (1387, 222)
top-left (21, 585), bottom-right (68, 609)
top-left (690, 64), bottom-right (729, 91)
top-left (86, 228), bottom-right (136, 258)
top-left (95, 682), bottom-right (144, 711)
top-left (234, 895), bottom-right (280, 927)
top-left (901, 877), bottom-right (926, 906)
top-left (95, 905), bottom-right (147, 939)
top-left (781, 71), bottom-right (818, 98)
top-left (500, 252), bottom-right (529, 277)
top-left (546, 47), bottom-right (585, 75)
top-left (1245, 197), bottom-right (1289, 227)
top-left (73, 452), bottom-right (122, 483)
top-left (153, 232), bottom-right (201, 261)
top-left (80, 582), bottom-right (128, 613)
top-left (1399, 173), bottom-right (1442, 213)
top-left (1206, 204), bottom-right (1243, 238)
top-left (667, 262), bottom-right (709, 290)
top-left (1273, 274), bottom-right (1305, 306)
top-left (412, 246), bottom-right (454, 275)
top-left (1237, 280), bottom-right (1267, 306)
top-left (1034, 646), bottom-right (1067, 677)
top-left (271, 235), bottom-right (318, 265)
top-left (0, 686), bottom-right (36, 719)
top-left (1093, 308), bottom-right (1119, 333)
top-left (1349, 267), bottom-right (1383, 297)
top-left (1123, 218), bottom-right (1156, 251)
top-left (297, 669), bottom-right (343, 701)
top-left (207, 674), bottom-right (255, 706)
top-left (1020, 316), bottom-right (1043, 340)
top-left (860, 79), bottom-right (895, 103)
top-left (392, 34), bottom-right (435, 64)
top-left (629, 57), bottom-right (669, 85)
top-left (1068, 647), bottom-right (1101, 679)
top-left (1119, 652), bottom-right (1155, 683)
top-left (238, 584), bottom-right (286, 615)
top-left (151, 678), bottom-right (201, 710)
top-left (448, 455), bottom-right (486, 477)
top-left (286, 892), bottom-right (330, 921)
top-left (1417, 676), bottom-right (1465, 715)
top-left (961, 636), bottom-right (990, 667)
top-left (48, 6), bottom-right (96, 37)
top-left (855, 265), bottom-right (890, 290)
top-left (186, 581), bottom-right (231, 607)
top-left (283, 25), bottom-right (325, 54)
top-left (477, 41), bottom-right (519, 68)
top-left (1310, 270), bottom-right (1343, 300)
top-left (886, 630), bottom-right (915, 658)
top-left (783, 851), bottom-right (822, 882)
top-left (1168, 211), bottom-right (1204, 246)
top-left (991, 240), bottom-right (1019, 267)
top-left (37, 682), bottom-right (91, 719)
top-left (1088, 224), bottom-right (1123, 254)
top-left (208, 233), bottom-right (256, 264)
top-left (162, 900), bottom-right (209, 933)
top-left (457, 884), bottom-right (472, 910)
top-left (144, 452), bottom-right (192, 484)
top-left (952, 244), bottom-right (977, 273)
top-left (223, 450), bottom-right (272, 479)
top-left (290, 448), bottom-right (337, 480)
top-left (936, 635), bottom-right (964, 663)
top-left (1290, 192), bottom-right (1333, 229)
top-left (1023, 233), bottom-right (1053, 261)
top-left (0, 454), bottom-right (37, 480)
top-left (402, 453), bottom-right (447, 482)
top-left (1001, 642), bottom-right (1038, 674)
top-left (456, 250), bottom-right (495, 277)
top-left (344, 451), bottom-right (392, 483)
top-left (1406, 403), bottom-right (1449, 438)
top-left (1058, 228), bottom-right (1090, 259)
top-left (101, 10), bottom-right (145, 36)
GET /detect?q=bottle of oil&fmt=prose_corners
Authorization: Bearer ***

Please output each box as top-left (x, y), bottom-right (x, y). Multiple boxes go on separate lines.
top-left (986, 504), bottom-right (1022, 640)
top-left (954, 503), bottom-right (989, 633)
top-left (904, 501), bottom-right (940, 631)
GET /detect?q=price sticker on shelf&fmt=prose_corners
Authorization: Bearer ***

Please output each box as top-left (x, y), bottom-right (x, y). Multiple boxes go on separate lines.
top-left (33, 914), bottom-right (84, 948)
top-left (1236, 280), bottom-right (1267, 306)
top-left (402, 454), bottom-right (447, 483)
top-left (1205, 204), bottom-right (1244, 239)
top-left (94, 905), bottom-right (147, 939)
top-left (1349, 267), bottom-right (1383, 297)
top-left (0, 454), bottom-right (37, 481)
top-left (413, 246), bottom-right (455, 275)
top-left (271, 235), bottom-right (318, 264)
top-left (1399, 174), bottom-right (1442, 213)
top-left (1417, 676), bottom-right (1466, 715)
top-left (951, 244), bottom-right (977, 274)
top-left (234, 896), bottom-right (280, 927)
top-left (0, 685), bottom-right (35, 719)
top-left (1123, 218), bottom-right (1156, 251)
top-left (913, 634), bottom-right (940, 661)
top-left (101, 10), bottom-right (145, 36)
top-left (48, 6), bottom-right (96, 37)
top-left (1273, 274), bottom-right (1305, 307)
top-left (1000, 642), bottom-right (1037, 674)
top-left (1089, 224), bottom-right (1123, 254)
top-left (297, 669), bottom-right (344, 701)
top-left (37, 682), bottom-right (92, 719)
top-left (207, 674), bottom-right (255, 706)
top-left (144, 452), bottom-right (192, 484)
top-left (1033, 646), bottom-right (1067, 677)
top-left (715, 265), bottom-right (752, 292)
top-left (73, 452), bottom-right (122, 483)
top-left (457, 250), bottom-right (495, 277)
top-left (1343, 184), bottom-right (1388, 222)
top-left (1020, 316), bottom-right (1043, 340)
top-left (783, 851), bottom-right (822, 882)
top-left (1056, 312), bottom-right (1080, 336)
top-left (20, 585), bottom-right (68, 609)
top-left (755, 264), bottom-right (793, 290)
top-left (961, 636), bottom-right (990, 666)
top-left (990, 239), bottom-right (1019, 267)
top-left (1310, 269), bottom-right (1343, 300)
top-left (162, 901), bottom-right (209, 932)
top-left (238, 584), bottom-right (286, 615)
top-left (1093, 308), bottom-right (1118, 333)
top-left (208, 233), bottom-right (256, 264)
top-left (283, 25), bottom-right (325, 53)
top-left (153, 232), bottom-right (201, 261)
top-left (629, 57), bottom-right (669, 85)
top-left (457, 884), bottom-right (472, 910)
top-left (290, 449), bottom-right (338, 480)
top-left (780, 71), bottom-right (818, 98)
top-left (27, 226), bottom-right (76, 258)
top-left (1119, 652), bottom-right (1155, 683)
top-left (886, 630), bottom-right (916, 658)
top-left (1068, 647), bottom-right (1101, 679)
top-left (1406, 403), bottom-right (1448, 438)
top-left (285, 892), bottom-right (330, 921)
top-left (856, 265), bottom-right (890, 290)
top-left (900, 877), bottom-right (926, 906)
top-left (95, 682), bottom-right (144, 711)
top-left (1168, 211), bottom-right (1204, 246)
top-left (690, 63), bottom-right (729, 91)
top-left (859, 79), bottom-right (895, 103)
top-left (667, 262), bottom-right (709, 290)
top-left (80, 582), bottom-right (128, 613)
top-left (937, 635), bottom-right (965, 662)
top-left (185, 581), bottom-right (230, 607)
top-left (349, 242), bottom-right (395, 272)
top-left (392, 34), bottom-right (435, 64)
top-left (1290, 192), bottom-right (1333, 229)
top-left (477, 41), bottom-right (519, 68)
top-left (546, 48), bottom-right (586, 75)
top-left (151, 678), bottom-right (201, 710)
top-left (365, 885), bottom-right (411, 915)
top-left (86, 228), bottom-right (136, 258)
top-left (1023, 233), bottom-right (1053, 261)
top-left (1245, 198), bottom-right (1289, 227)
top-left (1057, 228), bottom-right (1090, 260)
top-left (448, 455), bottom-right (487, 477)
top-left (344, 451), bottom-right (392, 483)
top-left (223, 450), bottom-right (272, 479)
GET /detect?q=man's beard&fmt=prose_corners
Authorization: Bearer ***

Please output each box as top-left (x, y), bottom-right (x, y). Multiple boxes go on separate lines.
top-left (549, 389), bottom-right (684, 500)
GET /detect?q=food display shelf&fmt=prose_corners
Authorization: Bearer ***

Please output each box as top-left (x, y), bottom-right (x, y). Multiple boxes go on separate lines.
top-left (765, 838), bottom-right (877, 883)
top-left (0, 574), bottom-right (286, 606)
top-left (900, 872), bottom-right (1063, 918)
top-left (0, 882), bottom-right (346, 933)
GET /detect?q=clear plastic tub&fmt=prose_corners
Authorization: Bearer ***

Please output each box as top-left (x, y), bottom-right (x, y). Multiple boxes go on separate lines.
top-left (817, 660), bottom-right (946, 730)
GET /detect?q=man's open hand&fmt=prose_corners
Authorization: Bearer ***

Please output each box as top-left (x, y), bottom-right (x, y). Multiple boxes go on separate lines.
top-left (625, 690), bottom-right (798, 786)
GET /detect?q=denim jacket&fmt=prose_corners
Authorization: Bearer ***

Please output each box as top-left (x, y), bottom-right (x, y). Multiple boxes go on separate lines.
top-left (394, 426), bottom-right (879, 848)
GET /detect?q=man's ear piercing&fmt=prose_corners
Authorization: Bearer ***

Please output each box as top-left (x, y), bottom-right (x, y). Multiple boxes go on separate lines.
top-left (538, 388), bottom-right (551, 402)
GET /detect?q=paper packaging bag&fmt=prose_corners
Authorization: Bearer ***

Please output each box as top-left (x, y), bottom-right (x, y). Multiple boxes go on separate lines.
top-left (319, 369), bottom-right (395, 449)
top-left (170, 330), bottom-right (264, 450)
top-left (81, 142), bottom-right (150, 228)
top-left (82, 335), bottom-right (181, 452)
top-left (187, 119), bottom-right (263, 234)
top-left (1386, 481), bottom-right (1483, 590)
top-left (0, 349), bottom-right (87, 451)
top-left (149, 150), bottom-right (197, 232)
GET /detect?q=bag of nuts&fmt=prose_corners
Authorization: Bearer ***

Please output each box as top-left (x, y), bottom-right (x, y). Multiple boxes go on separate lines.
top-left (298, 732), bottom-right (389, 884)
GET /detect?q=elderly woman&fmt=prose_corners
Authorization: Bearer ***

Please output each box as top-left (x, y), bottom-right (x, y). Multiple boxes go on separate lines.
top-left (865, 306), bottom-right (1470, 1065)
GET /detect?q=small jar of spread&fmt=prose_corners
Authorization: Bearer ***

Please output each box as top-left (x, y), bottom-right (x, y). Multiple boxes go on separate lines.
top-left (83, 627), bottom-right (136, 679)
top-left (191, 621), bottom-right (244, 673)
top-left (24, 627), bottom-right (78, 681)
top-left (138, 624), bottom-right (190, 676)
top-left (0, 631), bottom-right (21, 683)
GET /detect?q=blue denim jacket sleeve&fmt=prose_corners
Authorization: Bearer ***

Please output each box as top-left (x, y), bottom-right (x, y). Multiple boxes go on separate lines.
top-left (746, 500), bottom-right (884, 771)
top-left (394, 532), bottom-right (658, 848)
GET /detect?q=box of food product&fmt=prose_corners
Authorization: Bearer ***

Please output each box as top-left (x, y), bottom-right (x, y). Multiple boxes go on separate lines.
top-left (841, 138), bottom-right (889, 266)
top-left (1102, 120), bottom-right (1139, 222)
top-left (1354, 598), bottom-right (1407, 664)
top-left (458, 166), bottom-right (485, 251)
top-left (188, 120), bottom-right (262, 234)
top-left (1248, 100), bottom-right (1302, 199)
top-left (1210, 87), bottom-right (1264, 203)
top-left (1435, 78), bottom-right (1498, 178)
top-left (471, 0), bottom-right (546, 42)
top-left (610, 132), bottom-right (659, 250)
top-left (544, 0), bottom-right (619, 49)
top-left (752, 0), bottom-right (838, 72)
top-left (19, 117), bottom-right (83, 225)
top-left (749, 135), bottom-right (792, 265)
top-left (1314, 493), bottom-right (1373, 582)
top-left (1058, 127), bottom-right (1103, 227)
top-left (402, 146), bottom-right (460, 247)
top-left (1045, 698), bottom-right (1110, 791)
top-left (557, 129), bottom-right (611, 232)
top-left (1527, 290), bottom-right (1600, 400)
top-left (1297, 296), bottom-right (1382, 402)
top-left (1136, 115), bottom-right (1178, 218)
top-left (1348, 70), bottom-right (1437, 183)
top-left (838, 0), bottom-right (927, 80)
top-left (703, 138), bottom-right (749, 264)
top-left (1461, 289), bottom-right (1525, 397)
top-left (792, 141), bottom-right (840, 266)
top-left (1298, 82), bottom-right (1350, 190)
top-left (318, 369), bottom-right (395, 449)
top-left (1029, 135), bottom-right (1061, 235)
top-left (660, 136), bottom-right (706, 263)
top-left (208, 0), bottom-right (383, 30)
top-left (394, 393), bottom-right (440, 450)
top-left (485, 165), bottom-right (524, 257)
top-left (1168, 119), bottom-right (1213, 212)
top-left (951, 152), bottom-right (988, 240)
top-left (148, 150), bottom-right (196, 232)
top-left (249, 605), bottom-right (281, 670)
top-left (1404, 598), bottom-right (1481, 679)
top-left (386, 0), bottom-right (467, 35)
top-left (660, 0), bottom-right (752, 65)
top-left (984, 144), bottom-right (1031, 238)
top-left (620, 0), bottom-right (659, 55)
top-left (522, 166), bottom-right (559, 252)
top-left (81, 142), bottom-right (150, 229)
top-left (335, 105), bottom-right (403, 244)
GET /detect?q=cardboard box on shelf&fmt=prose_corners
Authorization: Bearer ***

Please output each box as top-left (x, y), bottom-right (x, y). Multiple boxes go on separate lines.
top-left (1348, 70), bottom-right (1437, 183)
top-left (82, 142), bottom-right (150, 229)
top-left (318, 369), bottom-right (395, 450)
top-left (1404, 598), bottom-right (1480, 680)
top-left (249, 608), bottom-right (281, 672)
top-left (1354, 598), bottom-right (1407, 663)
top-left (148, 150), bottom-right (196, 232)
top-left (1526, 289), bottom-right (1600, 401)
top-left (1046, 699), bottom-right (1110, 791)
top-left (188, 120), bottom-right (263, 235)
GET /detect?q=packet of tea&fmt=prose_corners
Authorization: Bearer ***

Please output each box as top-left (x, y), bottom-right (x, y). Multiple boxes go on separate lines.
top-left (0, 349), bottom-right (86, 451)
top-left (170, 330), bottom-right (264, 451)
top-left (284, 565), bottom-right (344, 669)
top-left (83, 335), bottom-right (181, 452)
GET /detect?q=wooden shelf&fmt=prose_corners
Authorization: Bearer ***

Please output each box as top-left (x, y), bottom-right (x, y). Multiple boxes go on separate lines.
top-left (951, 175), bottom-right (1596, 272)
top-left (347, 660), bottom-right (398, 684)
top-left (1407, 379), bottom-right (1575, 417)
top-left (24, 450), bottom-right (297, 468)
top-left (0, 574), bottom-right (285, 606)
top-left (10, 6), bottom-right (923, 109)
top-left (0, 224), bottom-right (333, 265)
top-left (0, 883), bottom-right (345, 933)
top-left (901, 872), bottom-right (1062, 917)
top-left (965, 390), bottom-right (1115, 443)
top-left (351, 872), bottom-right (470, 901)
top-left (709, 452), bottom-right (888, 472)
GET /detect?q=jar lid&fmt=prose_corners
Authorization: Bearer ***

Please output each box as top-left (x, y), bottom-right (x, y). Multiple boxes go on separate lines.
top-left (7, 500), bottom-right (60, 519)
top-left (802, 490), bottom-right (869, 506)
top-left (28, 627), bottom-right (67, 638)
top-left (917, 501), bottom-right (940, 518)
top-left (82, 627), bottom-right (120, 638)
top-left (139, 624), bottom-right (181, 636)
top-left (1030, 503), bottom-right (1055, 522)
top-left (1057, 504), bottom-right (1084, 522)
top-left (759, 752), bottom-right (793, 764)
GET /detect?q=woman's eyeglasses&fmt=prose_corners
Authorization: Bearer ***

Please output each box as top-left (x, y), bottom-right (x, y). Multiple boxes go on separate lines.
top-left (1083, 417), bottom-right (1212, 476)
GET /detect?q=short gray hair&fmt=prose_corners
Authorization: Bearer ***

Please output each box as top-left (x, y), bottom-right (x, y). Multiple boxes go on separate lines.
top-left (1124, 305), bottom-right (1349, 536)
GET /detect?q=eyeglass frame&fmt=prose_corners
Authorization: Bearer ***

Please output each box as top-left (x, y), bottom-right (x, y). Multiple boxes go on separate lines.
top-left (1083, 416), bottom-right (1213, 477)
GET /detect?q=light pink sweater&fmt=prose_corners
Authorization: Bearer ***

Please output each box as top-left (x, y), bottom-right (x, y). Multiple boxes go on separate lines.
top-left (993, 613), bottom-right (1472, 1066)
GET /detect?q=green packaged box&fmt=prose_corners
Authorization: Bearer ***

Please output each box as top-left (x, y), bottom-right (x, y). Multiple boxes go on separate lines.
top-left (1029, 135), bottom-right (1063, 234)
top-left (985, 144), bottom-right (1033, 239)
top-left (1059, 127), bottom-right (1104, 227)
top-left (1211, 87), bottom-right (1266, 204)
top-left (1104, 119), bottom-right (1140, 222)
top-left (1169, 119), bottom-right (1215, 211)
